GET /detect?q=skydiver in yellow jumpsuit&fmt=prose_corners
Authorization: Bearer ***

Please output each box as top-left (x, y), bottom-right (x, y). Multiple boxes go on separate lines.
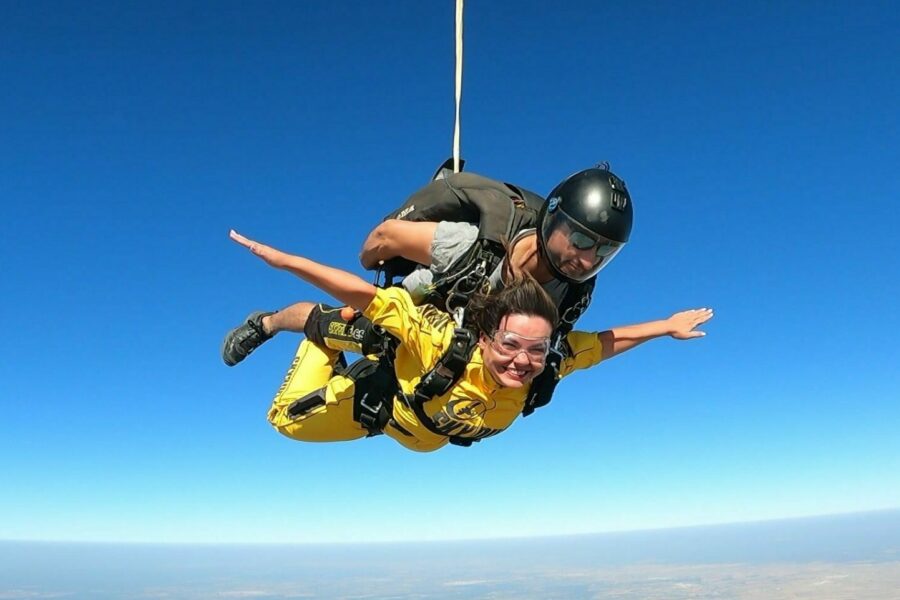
top-left (228, 230), bottom-right (713, 452)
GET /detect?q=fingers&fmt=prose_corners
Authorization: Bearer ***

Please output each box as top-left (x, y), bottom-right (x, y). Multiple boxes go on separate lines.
top-left (678, 308), bottom-right (714, 324)
top-left (690, 308), bottom-right (714, 328)
top-left (230, 229), bottom-right (269, 258)
top-left (671, 307), bottom-right (714, 340)
top-left (672, 329), bottom-right (706, 340)
top-left (695, 308), bottom-right (714, 323)
top-left (230, 229), bottom-right (253, 248)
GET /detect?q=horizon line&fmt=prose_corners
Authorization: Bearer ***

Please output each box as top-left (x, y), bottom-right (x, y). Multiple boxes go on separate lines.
top-left (4, 506), bottom-right (898, 547)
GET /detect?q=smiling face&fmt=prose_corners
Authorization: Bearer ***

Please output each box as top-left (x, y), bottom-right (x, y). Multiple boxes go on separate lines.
top-left (478, 313), bottom-right (554, 388)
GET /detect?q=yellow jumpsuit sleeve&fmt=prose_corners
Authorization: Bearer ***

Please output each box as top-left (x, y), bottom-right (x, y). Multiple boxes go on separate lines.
top-left (558, 330), bottom-right (604, 378)
top-left (362, 287), bottom-right (453, 371)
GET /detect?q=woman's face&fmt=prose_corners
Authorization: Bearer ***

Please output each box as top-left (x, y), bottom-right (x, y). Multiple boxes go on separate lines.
top-left (479, 313), bottom-right (554, 388)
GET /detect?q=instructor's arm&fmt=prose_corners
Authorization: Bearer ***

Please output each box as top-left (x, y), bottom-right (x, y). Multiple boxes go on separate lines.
top-left (359, 219), bottom-right (438, 270)
top-left (230, 230), bottom-right (376, 311)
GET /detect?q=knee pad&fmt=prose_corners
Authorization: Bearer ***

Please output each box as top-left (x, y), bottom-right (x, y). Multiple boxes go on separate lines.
top-left (305, 304), bottom-right (388, 356)
top-left (304, 304), bottom-right (339, 347)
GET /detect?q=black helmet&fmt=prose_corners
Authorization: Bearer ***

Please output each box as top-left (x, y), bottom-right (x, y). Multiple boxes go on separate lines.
top-left (538, 164), bottom-right (633, 283)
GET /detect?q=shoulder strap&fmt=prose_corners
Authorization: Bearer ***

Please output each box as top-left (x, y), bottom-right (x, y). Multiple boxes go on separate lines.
top-left (522, 277), bottom-right (597, 416)
top-left (404, 327), bottom-right (479, 446)
top-left (558, 277), bottom-right (596, 336)
top-left (411, 327), bottom-right (475, 406)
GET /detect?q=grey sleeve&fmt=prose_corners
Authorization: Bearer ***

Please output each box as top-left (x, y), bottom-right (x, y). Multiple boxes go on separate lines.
top-left (429, 221), bottom-right (479, 274)
top-left (400, 267), bottom-right (434, 302)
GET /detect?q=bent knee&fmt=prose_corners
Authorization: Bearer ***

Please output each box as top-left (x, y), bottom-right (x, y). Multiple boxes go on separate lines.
top-left (268, 388), bottom-right (327, 428)
top-left (267, 386), bottom-right (367, 443)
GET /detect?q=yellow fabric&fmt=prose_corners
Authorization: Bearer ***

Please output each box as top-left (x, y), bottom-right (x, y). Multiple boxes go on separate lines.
top-left (559, 330), bottom-right (606, 376)
top-left (363, 287), bottom-right (606, 452)
top-left (268, 287), bottom-right (606, 452)
top-left (267, 339), bottom-right (368, 443)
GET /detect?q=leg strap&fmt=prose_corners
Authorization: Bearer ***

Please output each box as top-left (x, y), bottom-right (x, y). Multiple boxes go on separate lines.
top-left (344, 357), bottom-right (398, 437)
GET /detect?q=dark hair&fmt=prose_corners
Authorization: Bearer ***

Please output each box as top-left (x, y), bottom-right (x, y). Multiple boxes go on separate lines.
top-left (467, 275), bottom-right (559, 338)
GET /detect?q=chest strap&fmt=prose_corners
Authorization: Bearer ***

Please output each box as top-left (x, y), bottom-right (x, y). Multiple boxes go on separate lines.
top-left (404, 327), bottom-right (478, 446)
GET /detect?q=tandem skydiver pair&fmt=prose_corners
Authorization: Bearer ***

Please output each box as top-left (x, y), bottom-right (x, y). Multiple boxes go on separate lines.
top-left (223, 165), bottom-right (713, 452)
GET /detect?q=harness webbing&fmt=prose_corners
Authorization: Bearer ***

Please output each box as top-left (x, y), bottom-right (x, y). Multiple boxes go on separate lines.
top-left (405, 327), bottom-right (477, 446)
top-left (358, 325), bottom-right (478, 446)
top-left (522, 278), bottom-right (596, 416)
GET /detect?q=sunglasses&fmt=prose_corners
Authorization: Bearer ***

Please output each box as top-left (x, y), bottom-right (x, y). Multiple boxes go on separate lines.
top-left (567, 230), bottom-right (622, 259)
top-left (489, 330), bottom-right (551, 362)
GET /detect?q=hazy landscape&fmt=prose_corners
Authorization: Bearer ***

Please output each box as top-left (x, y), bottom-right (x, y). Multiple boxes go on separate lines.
top-left (2, 511), bottom-right (898, 599)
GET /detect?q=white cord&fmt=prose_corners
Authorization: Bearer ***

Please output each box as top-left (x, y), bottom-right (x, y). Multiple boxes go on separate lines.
top-left (453, 0), bottom-right (463, 173)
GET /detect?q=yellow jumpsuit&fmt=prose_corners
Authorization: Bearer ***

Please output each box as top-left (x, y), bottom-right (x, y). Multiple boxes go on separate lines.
top-left (267, 287), bottom-right (606, 452)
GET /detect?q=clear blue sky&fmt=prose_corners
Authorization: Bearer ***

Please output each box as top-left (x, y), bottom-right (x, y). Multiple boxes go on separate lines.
top-left (1, 1), bottom-right (898, 544)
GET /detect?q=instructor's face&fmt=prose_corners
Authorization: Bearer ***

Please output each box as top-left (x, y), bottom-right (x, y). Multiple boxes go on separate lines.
top-left (479, 313), bottom-right (553, 389)
top-left (544, 225), bottom-right (600, 280)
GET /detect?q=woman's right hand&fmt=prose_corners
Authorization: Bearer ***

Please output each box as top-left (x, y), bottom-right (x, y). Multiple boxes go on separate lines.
top-left (230, 230), bottom-right (293, 270)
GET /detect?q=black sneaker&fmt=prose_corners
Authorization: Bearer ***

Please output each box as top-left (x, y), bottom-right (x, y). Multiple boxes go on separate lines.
top-left (222, 311), bottom-right (275, 366)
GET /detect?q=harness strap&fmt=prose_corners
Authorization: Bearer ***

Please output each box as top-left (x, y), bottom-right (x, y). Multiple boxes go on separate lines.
top-left (406, 327), bottom-right (478, 446)
top-left (522, 346), bottom-right (563, 418)
top-left (357, 327), bottom-right (477, 446)
top-left (402, 395), bottom-right (474, 447)
top-left (432, 239), bottom-right (503, 315)
top-left (347, 357), bottom-right (398, 437)
top-left (523, 278), bottom-right (596, 416)
top-left (414, 328), bottom-right (474, 399)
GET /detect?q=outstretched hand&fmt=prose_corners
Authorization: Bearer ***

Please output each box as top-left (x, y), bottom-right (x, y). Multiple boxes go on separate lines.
top-left (667, 308), bottom-right (714, 339)
top-left (230, 230), bottom-right (293, 269)
top-left (229, 229), bottom-right (377, 312)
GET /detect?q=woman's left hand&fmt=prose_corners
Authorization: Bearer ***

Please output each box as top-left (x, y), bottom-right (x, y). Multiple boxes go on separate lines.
top-left (667, 308), bottom-right (714, 339)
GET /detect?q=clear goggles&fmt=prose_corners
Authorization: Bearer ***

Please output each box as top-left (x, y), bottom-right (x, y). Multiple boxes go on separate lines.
top-left (540, 208), bottom-right (625, 281)
top-left (489, 330), bottom-right (551, 362)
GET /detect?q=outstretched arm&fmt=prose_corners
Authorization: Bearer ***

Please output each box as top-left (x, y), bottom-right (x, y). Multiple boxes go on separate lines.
top-left (359, 219), bottom-right (439, 269)
top-left (599, 308), bottom-right (714, 360)
top-left (230, 230), bottom-right (377, 311)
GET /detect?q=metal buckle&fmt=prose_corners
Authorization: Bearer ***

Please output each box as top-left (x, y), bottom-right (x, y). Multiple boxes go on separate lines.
top-left (359, 392), bottom-right (382, 416)
top-left (561, 294), bottom-right (590, 325)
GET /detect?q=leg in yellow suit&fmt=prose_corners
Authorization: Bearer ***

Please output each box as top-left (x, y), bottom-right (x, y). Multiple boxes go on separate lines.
top-left (267, 339), bottom-right (369, 443)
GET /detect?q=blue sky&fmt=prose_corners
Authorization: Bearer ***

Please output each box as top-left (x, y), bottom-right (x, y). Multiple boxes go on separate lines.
top-left (1, 1), bottom-right (898, 543)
